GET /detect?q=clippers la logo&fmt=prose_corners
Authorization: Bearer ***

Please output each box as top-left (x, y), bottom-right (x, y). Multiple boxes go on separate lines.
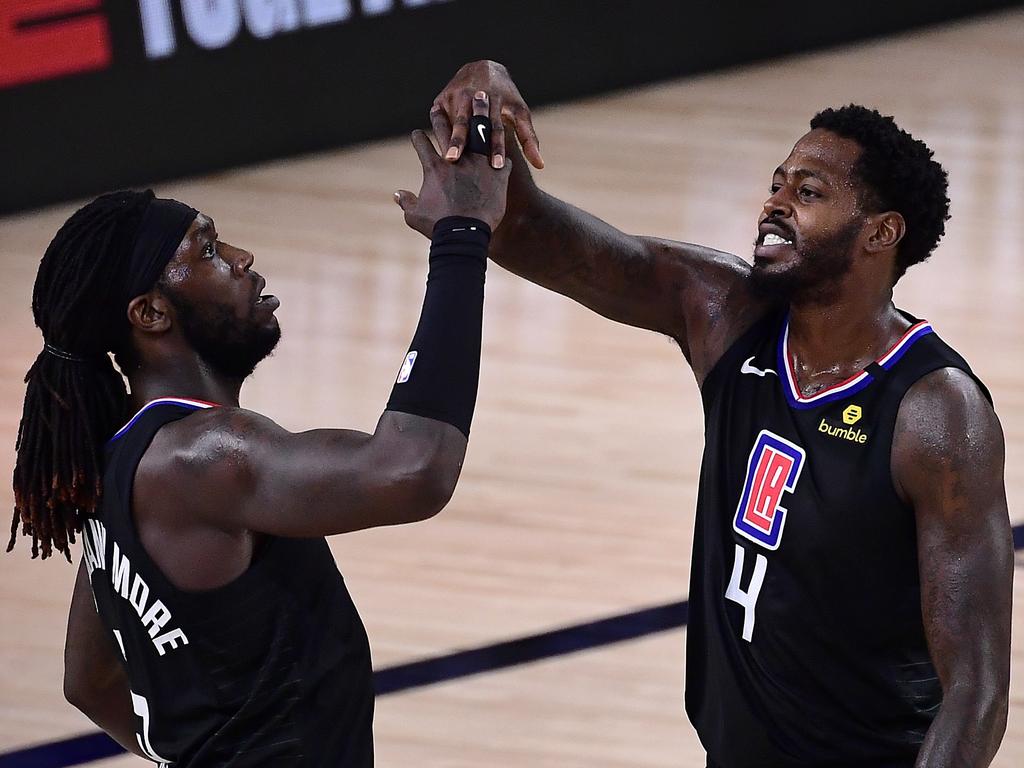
top-left (733, 430), bottom-right (805, 550)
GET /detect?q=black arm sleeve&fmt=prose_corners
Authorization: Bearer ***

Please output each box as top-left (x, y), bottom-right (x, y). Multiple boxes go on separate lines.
top-left (385, 216), bottom-right (490, 437)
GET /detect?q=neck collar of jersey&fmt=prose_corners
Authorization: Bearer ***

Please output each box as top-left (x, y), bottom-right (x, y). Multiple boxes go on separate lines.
top-left (108, 397), bottom-right (220, 443)
top-left (777, 315), bottom-right (933, 409)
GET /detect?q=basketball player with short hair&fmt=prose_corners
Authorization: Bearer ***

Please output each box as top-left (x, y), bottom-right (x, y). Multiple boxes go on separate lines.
top-left (421, 62), bottom-right (1012, 767)
top-left (9, 94), bottom-right (508, 766)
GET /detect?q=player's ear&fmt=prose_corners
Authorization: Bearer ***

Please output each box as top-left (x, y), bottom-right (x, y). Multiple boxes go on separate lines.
top-left (865, 211), bottom-right (905, 254)
top-left (127, 291), bottom-right (172, 335)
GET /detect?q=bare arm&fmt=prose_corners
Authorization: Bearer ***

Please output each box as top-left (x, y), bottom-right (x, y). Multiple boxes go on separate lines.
top-left (892, 368), bottom-right (1012, 767)
top-left (430, 60), bottom-right (767, 380)
top-left (64, 559), bottom-right (146, 758)
top-left (495, 138), bottom-right (759, 376)
top-left (151, 407), bottom-right (468, 538)
top-left (132, 123), bottom-right (511, 541)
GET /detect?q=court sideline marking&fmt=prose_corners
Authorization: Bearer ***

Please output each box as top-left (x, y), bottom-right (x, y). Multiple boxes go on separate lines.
top-left (2, 523), bottom-right (1022, 768)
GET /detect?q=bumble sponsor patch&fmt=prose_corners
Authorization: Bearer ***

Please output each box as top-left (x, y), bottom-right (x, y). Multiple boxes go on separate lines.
top-left (818, 417), bottom-right (868, 444)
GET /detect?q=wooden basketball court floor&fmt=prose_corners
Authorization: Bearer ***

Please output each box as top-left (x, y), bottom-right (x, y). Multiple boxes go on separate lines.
top-left (1, 8), bottom-right (1023, 766)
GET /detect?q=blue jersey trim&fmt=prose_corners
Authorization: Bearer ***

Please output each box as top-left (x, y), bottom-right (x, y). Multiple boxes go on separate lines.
top-left (777, 316), bottom-right (933, 410)
top-left (107, 398), bottom-right (218, 444)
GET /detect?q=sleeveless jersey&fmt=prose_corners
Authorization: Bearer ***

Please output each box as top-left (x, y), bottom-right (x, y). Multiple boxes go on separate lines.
top-left (80, 399), bottom-right (375, 767)
top-left (686, 310), bottom-right (991, 768)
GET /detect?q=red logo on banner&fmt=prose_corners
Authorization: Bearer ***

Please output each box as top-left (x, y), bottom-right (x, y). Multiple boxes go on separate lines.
top-left (0, 0), bottom-right (112, 89)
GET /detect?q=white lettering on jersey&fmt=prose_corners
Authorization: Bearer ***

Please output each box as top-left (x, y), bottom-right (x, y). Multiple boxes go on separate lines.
top-left (95, 523), bottom-right (188, 657)
top-left (725, 543), bottom-right (768, 642)
top-left (113, 543), bottom-right (132, 599)
top-left (82, 519), bottom-right (107, 575)
top-left (141, 601), bottom-right (173, 639)
top-left (129, 574), bottom-right (151, 617)
top-left (132, 690), bottom-right (171, 763)
top-left (153, 628), bottom-right (190, 656)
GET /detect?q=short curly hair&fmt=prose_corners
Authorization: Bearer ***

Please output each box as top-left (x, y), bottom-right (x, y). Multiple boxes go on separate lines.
top-left (809, 105), bottom-right (949, 282)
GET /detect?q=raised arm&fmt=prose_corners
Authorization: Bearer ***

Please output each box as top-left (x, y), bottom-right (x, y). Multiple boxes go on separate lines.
top-left (149, 408), bottom-right (469, 537)
top-left (892, 368), bottom-right (1012, 767)
top-left (144, 124), bottom-right (510, 540)
top-left (495, 138), bottom-right (756, 375)
top-left (429, 61), bottom-right (766, 379)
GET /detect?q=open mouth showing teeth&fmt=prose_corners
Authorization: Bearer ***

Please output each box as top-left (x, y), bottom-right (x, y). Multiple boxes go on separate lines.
top-left (762, 233), bottom-right (792, 246)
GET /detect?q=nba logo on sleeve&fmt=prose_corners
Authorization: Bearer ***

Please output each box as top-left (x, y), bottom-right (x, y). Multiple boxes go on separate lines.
top-left (733, 430), bottom-right (806, 550)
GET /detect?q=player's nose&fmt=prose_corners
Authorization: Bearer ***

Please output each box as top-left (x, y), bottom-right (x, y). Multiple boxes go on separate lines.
top-left (762, 190), bottom-right (792, 220)
top-left (229, 245), bottom-right (254, 275)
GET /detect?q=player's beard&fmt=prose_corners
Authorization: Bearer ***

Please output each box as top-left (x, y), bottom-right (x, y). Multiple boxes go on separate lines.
top-left (749, 219), bottom-right (862, 305)
top-left (163, 288), bottom-right (281, 379)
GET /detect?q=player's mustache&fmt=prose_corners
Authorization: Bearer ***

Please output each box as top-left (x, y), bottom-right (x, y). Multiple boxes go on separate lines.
top-left (762, 217), bottom-right (796, 242)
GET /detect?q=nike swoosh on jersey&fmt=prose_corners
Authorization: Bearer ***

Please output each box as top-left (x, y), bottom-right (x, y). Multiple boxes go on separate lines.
top-left (740, 356), bottom-right (777, 377)
top-left (477, 123), bottom-right (487, 142)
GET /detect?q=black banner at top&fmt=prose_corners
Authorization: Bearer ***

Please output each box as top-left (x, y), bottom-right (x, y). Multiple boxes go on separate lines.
top-left (2, 0), bottom-right (1019, 213)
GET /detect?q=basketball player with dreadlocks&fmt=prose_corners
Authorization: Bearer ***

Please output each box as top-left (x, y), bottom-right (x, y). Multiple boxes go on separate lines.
top-left (423, 63), bottom-right (1013, 767)
top-left (9, 94), bottom-right (508, 766)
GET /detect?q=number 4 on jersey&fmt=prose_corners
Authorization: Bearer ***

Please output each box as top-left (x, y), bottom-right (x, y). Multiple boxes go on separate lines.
top-left (726, 430), bottom-right (805, 642)
top-left (725, 543), bottom-right (767, 642)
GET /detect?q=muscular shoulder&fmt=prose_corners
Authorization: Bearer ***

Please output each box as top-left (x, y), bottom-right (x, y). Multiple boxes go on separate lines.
top-left (641, 237), bottom-right (771, 380)
top-left (892, 367), bottom-right (1003, 508)
top-left (136, 407), bottom-right (286, 514)
top-left (641, 237), bottom-right (751, 293)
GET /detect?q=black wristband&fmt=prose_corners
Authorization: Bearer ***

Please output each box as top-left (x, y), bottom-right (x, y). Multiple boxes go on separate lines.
top-left (385, 216), bottom-right (490, 437)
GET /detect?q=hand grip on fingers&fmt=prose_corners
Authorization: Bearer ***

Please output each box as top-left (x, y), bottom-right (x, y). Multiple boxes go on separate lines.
top-left (466, 115), bottom-right (492, 156)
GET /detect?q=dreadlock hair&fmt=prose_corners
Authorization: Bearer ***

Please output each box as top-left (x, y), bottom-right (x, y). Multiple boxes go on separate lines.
top-left (10, 190), bottom-right (155, 561)
top-left (810, 105), bottom-right (950, 283)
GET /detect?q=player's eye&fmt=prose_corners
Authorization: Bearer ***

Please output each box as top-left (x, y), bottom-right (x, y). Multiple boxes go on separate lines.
top-left (769, 183), bottom-right (782, 194)
top-left (799, 187), bottom-right (820, 199)
top-left (203, 241), bottom-right (216, 258)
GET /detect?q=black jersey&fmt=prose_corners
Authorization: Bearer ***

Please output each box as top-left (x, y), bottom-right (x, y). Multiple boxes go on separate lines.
top-left (686, 310), bottom-right (991, 768)
top-left (80, 399), bottom-right (374, 767)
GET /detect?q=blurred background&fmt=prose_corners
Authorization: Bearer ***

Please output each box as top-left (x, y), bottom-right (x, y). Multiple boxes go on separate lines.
top-left (2, 1), bottom-right (1023, 766)
top-left (3, 0), bottom-right (1021, 214)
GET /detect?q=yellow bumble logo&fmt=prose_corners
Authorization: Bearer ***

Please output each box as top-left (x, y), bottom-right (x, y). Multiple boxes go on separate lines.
top-left (842, 405), bottom-right (862, 425)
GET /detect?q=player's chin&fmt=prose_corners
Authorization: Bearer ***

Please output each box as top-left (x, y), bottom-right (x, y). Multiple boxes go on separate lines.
top-left (263, 316), bottom-right (282, 338)
top-left (749, 261), bottom-right (802, 300)
top-left (753, 243), bottom-right (798, 268)
top-left (248, 303), bottom-right (281, 329)
top-left (752, 256), bottom-right (793, 274)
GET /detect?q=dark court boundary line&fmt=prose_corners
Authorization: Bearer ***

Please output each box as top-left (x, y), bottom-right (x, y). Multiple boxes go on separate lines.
top-left (3, 523), bottom-right (1022, 768)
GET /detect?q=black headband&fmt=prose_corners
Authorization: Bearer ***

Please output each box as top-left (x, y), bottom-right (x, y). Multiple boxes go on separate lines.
top-left (121, 197), bottom-right (199, 306)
